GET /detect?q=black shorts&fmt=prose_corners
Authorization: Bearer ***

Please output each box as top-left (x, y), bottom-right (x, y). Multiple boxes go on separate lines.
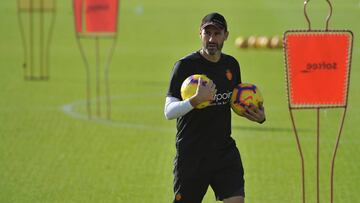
top-left (173, 147), bottom-right (244, 203)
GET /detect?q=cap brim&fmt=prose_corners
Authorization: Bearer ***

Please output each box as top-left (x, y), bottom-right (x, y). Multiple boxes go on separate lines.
top-left (200, 22), bottom-right (224, 31)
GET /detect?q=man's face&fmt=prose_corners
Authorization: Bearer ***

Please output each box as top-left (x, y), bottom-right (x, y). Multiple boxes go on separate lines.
top-left (200, 25), bottom-right (228, 56)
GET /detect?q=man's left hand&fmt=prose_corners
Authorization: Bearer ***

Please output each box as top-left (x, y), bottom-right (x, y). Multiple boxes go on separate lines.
top-left (242, 102), bottom-right (266, 124)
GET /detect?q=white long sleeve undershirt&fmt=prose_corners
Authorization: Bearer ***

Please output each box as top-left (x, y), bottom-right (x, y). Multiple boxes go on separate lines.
top-left (164, 96), bottom-right (194, 120)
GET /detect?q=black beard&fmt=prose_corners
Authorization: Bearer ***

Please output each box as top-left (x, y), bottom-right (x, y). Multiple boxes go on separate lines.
top-left (206, 42), bottom-right (223, 55)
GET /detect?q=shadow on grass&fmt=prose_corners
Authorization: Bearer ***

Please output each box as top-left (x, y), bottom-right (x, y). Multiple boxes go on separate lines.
top-left (233, 125), bottom-right (312, 133)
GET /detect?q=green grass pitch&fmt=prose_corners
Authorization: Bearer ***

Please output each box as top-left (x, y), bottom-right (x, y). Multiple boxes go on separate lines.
top-left (1, 0), bottom-right (360, 202)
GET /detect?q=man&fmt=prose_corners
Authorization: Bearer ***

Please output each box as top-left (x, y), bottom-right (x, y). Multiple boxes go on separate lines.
top-left (164, 12), bottom-right (265, 203)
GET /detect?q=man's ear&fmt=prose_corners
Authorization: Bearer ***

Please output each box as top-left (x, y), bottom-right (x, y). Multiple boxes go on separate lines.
top-left (224, 31), bottom-right (229, 40)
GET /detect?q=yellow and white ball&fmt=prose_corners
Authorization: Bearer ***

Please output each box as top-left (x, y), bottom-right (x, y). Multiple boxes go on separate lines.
top-left (269, 35), bottom-right (283, 49)
top-left (255, 36), bottom-right (270, 48)
top-left (235, 36), bottom-right (248, 48)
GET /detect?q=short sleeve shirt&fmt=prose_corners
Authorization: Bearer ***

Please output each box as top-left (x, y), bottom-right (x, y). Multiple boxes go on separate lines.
top-left (167, 51), bottom-right (241, 159)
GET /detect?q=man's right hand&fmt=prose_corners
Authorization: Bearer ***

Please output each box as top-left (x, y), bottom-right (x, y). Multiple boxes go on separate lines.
top-left (190, 77), bottom-right (216, 107)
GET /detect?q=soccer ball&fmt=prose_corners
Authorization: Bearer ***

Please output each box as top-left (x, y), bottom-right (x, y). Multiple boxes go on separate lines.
top-left (181, 74), bottom-right (211, 109)
top-left (269, 35), bottom-right (283, 49)
top-left (255, 36), bottom-right (270, 48)
top-left (231, 83), bottom-right (263, 116)
top-left (246, 36), bottom-right (257, 48)
top-left (235, 36), bottom-right (247, 48)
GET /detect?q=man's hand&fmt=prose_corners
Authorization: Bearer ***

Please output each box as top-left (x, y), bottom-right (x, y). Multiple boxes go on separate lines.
top-left (242, 102), bottom-right (266, 124)
top-left (190, 77), bottom-right (216, 107)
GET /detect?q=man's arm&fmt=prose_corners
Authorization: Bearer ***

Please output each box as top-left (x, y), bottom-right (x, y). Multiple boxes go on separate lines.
top-left (164, 97), bottom-right (194, 120)
top-left (164, 77), bottom-right (216, 120)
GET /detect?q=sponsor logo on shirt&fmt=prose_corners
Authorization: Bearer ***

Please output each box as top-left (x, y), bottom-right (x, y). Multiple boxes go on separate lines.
top-left (210, 91), bottom-right (232, 106)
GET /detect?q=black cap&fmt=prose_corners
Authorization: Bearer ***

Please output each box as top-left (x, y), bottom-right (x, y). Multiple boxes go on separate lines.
top-left (200, 12), bottom-right (227, 31)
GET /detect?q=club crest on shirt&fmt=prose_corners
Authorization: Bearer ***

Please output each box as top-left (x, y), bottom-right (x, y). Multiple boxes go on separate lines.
top-left (225, 69), bottom-right (232, 81)
top-left (175, 193), bottom-right (182, 201)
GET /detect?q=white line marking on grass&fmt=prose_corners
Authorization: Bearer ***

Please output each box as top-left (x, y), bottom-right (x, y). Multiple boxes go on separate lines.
top-left (61, 94), bottom-right (358, 145)
top-left (61, 94), bottom-right (174, 132)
